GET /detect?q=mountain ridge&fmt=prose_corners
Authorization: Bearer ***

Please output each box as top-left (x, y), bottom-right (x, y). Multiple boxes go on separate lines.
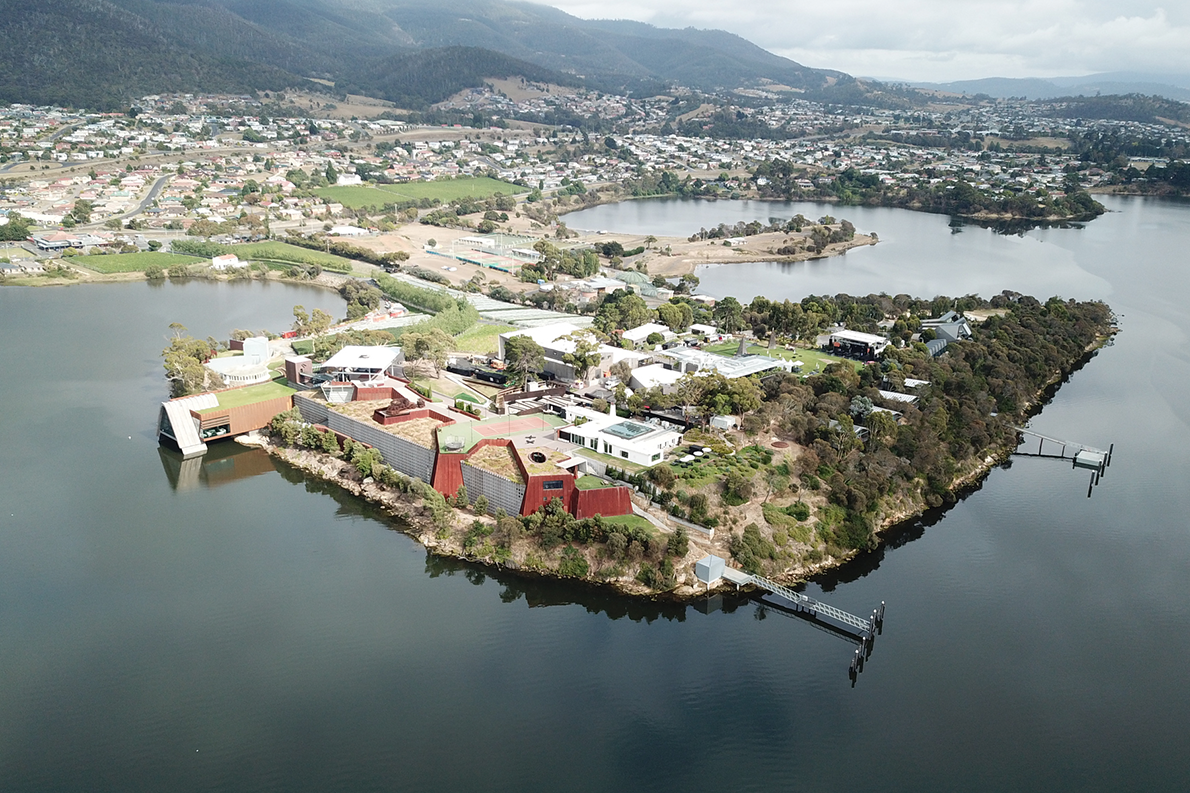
top-left (0, 0), bottom-right (852, 109)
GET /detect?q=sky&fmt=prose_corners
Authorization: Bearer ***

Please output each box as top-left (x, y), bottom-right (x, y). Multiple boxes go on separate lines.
top-left (537, 0), bottom-right (1190, 82)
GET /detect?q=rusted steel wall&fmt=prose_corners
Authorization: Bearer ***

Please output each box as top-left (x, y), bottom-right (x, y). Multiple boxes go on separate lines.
top-left (572, 487), bottom-right (633, 519)
top-left (522, 472), bottom-right (576, 516)
top-left (227, 396), bottom-right (294, 434)
top-left (432, 453), bottom-right (466, 497)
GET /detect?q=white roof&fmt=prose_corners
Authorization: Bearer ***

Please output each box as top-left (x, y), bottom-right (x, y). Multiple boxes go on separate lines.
top-left (878, 389), bottom-right (919, 404)
top-left (690, 323), bottom-right (717, 335)
top-left (501, 322), bottom-right (590, 354)
top-left (322, 345), bottom-right (400, 371)
top-left (830, 329), bottom-right (889, 345)
top-left (622, 322), bottom-right (672, 343)
top-left (629, 363), bottom-right (685, 389)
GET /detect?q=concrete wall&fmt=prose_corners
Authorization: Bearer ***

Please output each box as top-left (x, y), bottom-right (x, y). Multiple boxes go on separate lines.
top-left (294, 394), bottom-right (329, 425)
top-left (324, 411), bottom-right (436, 483)
top-left (460, 463), bottom-right (525, 517)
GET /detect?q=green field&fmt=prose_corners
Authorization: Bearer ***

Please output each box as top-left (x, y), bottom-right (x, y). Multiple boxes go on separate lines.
top-left (452, 323), bottom-right (515, 354)
top-left (576, 475), bottom-right (613, 490)
top-left (310, 186), bottom-right (398, 209)
top-left (315, 177), bottom-right (523, 209)
top-left (230, 242), bottom-right (355, 272)
top-left (73, 251), bottom-right (196, 273)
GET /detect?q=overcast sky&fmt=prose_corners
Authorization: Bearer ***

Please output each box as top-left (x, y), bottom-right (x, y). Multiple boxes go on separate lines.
top-left (537, 0), bottom-right (1190, 82)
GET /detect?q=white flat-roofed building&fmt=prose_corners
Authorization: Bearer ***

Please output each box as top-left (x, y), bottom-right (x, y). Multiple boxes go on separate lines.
top-left (499, 323), bottom-right (648, 381)
top-left (558, 404), bottom-right (682, 467)
top-left (629, 363), bottom-right (686, 393)
top-left (622, 322), bottom-right (676, 346)
top-left (320, 345), bottom-right (403, 384)
top-left (658, 347), bottom-right (792, 379)
top-left (827, 329), bottom-right (890, 358)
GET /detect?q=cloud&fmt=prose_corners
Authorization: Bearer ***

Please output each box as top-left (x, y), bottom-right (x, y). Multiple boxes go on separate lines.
top-left (535, 0), bottom-right (1190, 81)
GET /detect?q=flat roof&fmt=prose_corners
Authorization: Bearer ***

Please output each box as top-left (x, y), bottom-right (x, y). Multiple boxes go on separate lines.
top-left (830, 329), bottom-right (889, 346)
top-left (194, 378), bottom-right (296, 413)
top-left (322, 345), bottom-right (400, 371)
top-left (661, 347), bottom-right (789, 378)
top-left (604, 420), bottom-right (654, 440)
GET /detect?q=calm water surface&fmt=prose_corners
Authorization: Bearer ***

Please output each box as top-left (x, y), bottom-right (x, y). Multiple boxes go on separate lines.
top-left (3, 202), bottom-right (1190, 791)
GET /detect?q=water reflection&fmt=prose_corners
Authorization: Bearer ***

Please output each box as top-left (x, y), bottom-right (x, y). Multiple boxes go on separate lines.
top-left (158, 442), bottom-right (277, 491)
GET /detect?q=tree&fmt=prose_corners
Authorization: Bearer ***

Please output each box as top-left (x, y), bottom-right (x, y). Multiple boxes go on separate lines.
top-left (292, 305), bottom-right (333, 340)
top-left (560, 332), bottom-right (602, 381)
top-left (401, 328), bottom-right (453, 377)
top-left (161, 324), bottom-right (219, 397)
top-left (594, 289), bottom-right (652, 333)
top-left (187, 219), bottom-right (222, 238)
top-left (503, 335), bottom-right (544, 386)
top-left (325, 163), bottom-right (338, 184)
top-left (713, 296), bottom-right (745, 333)
top-left (657, 301), bottom-right (692, 332)
top-left (644, 235), bottom-right (657, 249)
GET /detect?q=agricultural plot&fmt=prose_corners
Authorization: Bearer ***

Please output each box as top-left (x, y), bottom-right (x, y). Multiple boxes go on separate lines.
top-left (230, 242), bottom-right (355, 272)
top-left (72, 251), bottom-right (196, 273)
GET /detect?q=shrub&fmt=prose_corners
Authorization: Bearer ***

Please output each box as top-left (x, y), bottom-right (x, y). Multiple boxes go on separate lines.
top-left (648, 464), bottom-right (675, 489)
top-left (558, 546), bottom-right (589, 578)
top-left (636, 558), bottom-right (676, 589)
top-left (666, 526), bottom-right (689, 557)
top-left (606, 531), bottom-right (628, 559)
top-left (729, 522), bottom-right (778, 574)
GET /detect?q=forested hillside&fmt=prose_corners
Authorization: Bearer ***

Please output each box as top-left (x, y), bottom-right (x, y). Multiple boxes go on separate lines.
top-left (0, 0), bottom-right (863, 109)
top-left (0, 0), bottom-right (300, 108)
top-left (343, 47), bottom-right (580, 110)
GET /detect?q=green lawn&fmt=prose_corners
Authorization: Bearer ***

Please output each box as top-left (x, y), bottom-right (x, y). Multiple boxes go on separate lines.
top-left (704, 341), bottom-right (861, 372)
top-left (576, 475), bottom-right (612, 490)
top-left (230, 242), bottom-right (354, 272)
top-left (574, 448), bottom-right (648, 473)
top-left (72, 251), bottom-right (196, 273)
top-left (197, 377), bottom-right (296, 413)
top-left (452, 323), bottom-right (515, 355)
top-left (600, 514), bottom-right (656, 534)
top-left (315, 177), bottom-right (523, 209)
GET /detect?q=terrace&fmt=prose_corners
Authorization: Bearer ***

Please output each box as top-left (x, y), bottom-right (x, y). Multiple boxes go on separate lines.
top-left (437, 412), bottom-right (568, 454)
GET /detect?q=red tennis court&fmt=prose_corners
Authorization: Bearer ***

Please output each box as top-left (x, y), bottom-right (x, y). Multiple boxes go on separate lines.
top-left (473, 415), bottom-right (554, 437)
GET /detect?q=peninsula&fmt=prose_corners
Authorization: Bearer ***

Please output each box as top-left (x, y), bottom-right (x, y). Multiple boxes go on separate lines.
top-left (158, 286), bottom-right (1115, 600)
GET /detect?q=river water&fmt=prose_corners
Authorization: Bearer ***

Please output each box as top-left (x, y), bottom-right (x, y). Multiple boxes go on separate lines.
top-left (3, 200), bottom-right (1190, 791)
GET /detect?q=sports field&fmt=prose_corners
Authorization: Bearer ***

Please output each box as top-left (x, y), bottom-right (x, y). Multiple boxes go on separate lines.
top-left (315, 177), bottom-right (523, 209)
